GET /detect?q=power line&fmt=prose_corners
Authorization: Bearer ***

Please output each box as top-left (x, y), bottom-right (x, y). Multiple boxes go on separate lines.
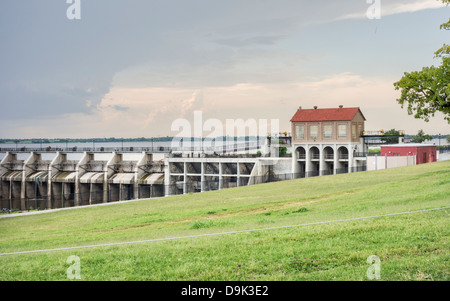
top-left (0, 206), bottom-right (448, 256)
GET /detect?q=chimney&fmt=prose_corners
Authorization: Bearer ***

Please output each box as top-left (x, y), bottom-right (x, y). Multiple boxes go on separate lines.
top-left (298, 106), bottom-right (302, 110)
top-left (313, 106), bottom-right (318, 110)
top-left (339, 105), bottom-right (343, 109)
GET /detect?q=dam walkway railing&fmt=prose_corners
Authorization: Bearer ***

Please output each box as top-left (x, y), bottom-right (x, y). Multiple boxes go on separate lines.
top-left (0, 142), bottom-right (263, 154)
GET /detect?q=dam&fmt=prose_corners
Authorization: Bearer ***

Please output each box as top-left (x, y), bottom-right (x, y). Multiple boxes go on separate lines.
top-left (0, 150), bottom-right (166, 211)
top-left (0, 148), bottom-right (292, 211)
top-left (5, 106), bottom-right (432, 212)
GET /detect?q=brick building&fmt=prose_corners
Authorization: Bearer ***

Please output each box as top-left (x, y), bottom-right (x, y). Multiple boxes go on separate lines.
top-left (291, 105), bottom-right (367, 176)
top-left (380, 144), bottom-right (437, 165)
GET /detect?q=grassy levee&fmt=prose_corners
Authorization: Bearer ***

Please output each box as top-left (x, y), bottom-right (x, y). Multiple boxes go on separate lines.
top-left (0, 161), bottom-right (449, 280)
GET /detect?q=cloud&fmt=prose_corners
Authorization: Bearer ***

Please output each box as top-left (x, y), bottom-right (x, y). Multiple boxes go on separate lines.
top-left (337, 0), bottom-right (446, 21)
top-left (3, 0), bottom-right (443, 123)
top-left (179, 91), bottom-right (204, 118)
top-left (144, 106), bottom-right (170, 126)
top-left (1, 72), bottom-right (448, 138)
top-left (382, 0), bottom-right (446, 15)
top-left (1, 0), bottom-right (449, 139)
top-left (213, 35), bottom-right (286, 47)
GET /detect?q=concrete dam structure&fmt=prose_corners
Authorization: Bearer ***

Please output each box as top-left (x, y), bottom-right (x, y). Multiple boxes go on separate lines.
top-left (0, 151), bottom-right (165, 211)
top-left (0, 150), bottom-right (291, 211)
top-left (166, 155), bottom-right (291, 195)
top-left (4, 106), bottom-right (403, 212)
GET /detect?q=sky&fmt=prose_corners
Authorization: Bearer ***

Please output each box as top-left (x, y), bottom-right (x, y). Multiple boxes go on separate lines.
top-left (0, 0), bottom-right (449, 139)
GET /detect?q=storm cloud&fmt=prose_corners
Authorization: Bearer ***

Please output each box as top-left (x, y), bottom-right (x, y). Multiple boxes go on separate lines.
top-left (0, 0), bottom-right (448, 138)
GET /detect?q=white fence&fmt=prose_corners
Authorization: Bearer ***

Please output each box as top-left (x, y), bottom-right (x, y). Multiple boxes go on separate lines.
top-left (367, 155), bottom-right (416, 171)
top-left (437, 151), bottom-right (450, 161)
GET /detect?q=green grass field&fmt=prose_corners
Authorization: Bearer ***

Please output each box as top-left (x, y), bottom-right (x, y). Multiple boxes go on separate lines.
top-left (0, 161), bottom-right (449, 281)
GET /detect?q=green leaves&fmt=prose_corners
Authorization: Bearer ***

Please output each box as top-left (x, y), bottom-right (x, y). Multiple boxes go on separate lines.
top-left (380, 129), bottom-right (401, 144)
top-left (394, 0), bottom-right (450, 123)
top-left (411, 130), bottom-right (433, 143)
top-left (441, 1), bottom-right (450, 30)
top-left (394, 57), bottom-right (450, 123)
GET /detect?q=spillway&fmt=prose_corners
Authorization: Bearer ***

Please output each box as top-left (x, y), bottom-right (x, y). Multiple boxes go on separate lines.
top-left (0, 149), bottom-right (291, 212)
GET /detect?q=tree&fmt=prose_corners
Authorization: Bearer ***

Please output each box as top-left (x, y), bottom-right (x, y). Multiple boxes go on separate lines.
top-left (447, 135), bottom-right (450, 143)
top-left (394, 0), bottom-right (450, 124)
top-left (436, 0), bottom-right (450, 57)
top-left (381, 129), bottom-right (401, 144)
top-left (278, 146), bottom-right (287, 157)
top-left (394, 58), bottom-right (450, 123)
top-left (411, 129), bottom-right (432, 143)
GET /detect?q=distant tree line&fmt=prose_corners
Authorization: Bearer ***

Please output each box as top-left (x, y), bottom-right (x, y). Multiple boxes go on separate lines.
top-left (381, 129), bottom-right (448, 144)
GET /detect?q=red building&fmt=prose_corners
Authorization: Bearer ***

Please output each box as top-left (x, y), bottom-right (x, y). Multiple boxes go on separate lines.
top-left (380, 144), bottom-right (437, 165)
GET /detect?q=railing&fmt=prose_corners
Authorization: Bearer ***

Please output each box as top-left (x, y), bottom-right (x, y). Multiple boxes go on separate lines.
top-left (311, 154), bottom-right (320, 160)
top-left (361, 130), bottom-right (405, 136)
top-left (438, 146), bottom-right (450, 153)
top-left (354, 152), bottom-right (381, 157)
top-left (0, 142), bottom-right (263, 154)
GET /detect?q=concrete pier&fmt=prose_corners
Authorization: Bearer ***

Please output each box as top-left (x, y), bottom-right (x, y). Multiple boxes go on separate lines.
top-left (166, 156), bottom-right (259, 194)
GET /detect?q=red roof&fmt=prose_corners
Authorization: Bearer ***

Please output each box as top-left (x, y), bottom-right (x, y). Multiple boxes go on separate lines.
top-left (290, 107), bottom-right (365, 122)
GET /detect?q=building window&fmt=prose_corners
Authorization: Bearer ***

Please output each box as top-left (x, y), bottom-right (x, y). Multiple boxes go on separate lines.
top-left (358, 124), bottom-right (363, 137)
top-left (323, 125), bottom-right (332, 139)
top-left (352, 124), bottom-right (356, 139)
top-left (338, 124), bottom-right (347, 138)
top-left (310, 125), bottom-right (318, 140)
top-left (295, 125), bottom-right (304, 139)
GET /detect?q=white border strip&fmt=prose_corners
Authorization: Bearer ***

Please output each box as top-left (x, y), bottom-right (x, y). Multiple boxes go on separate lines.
top-left (0, 206), bottom-right (448, 256)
